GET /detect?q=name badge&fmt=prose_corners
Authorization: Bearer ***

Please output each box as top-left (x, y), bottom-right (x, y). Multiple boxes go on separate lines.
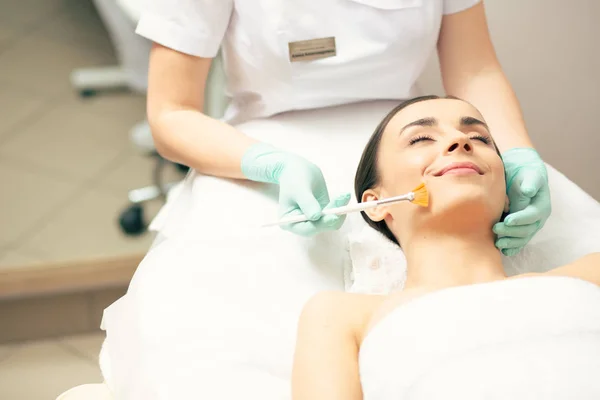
top-left (288, 37), bottom-right (336, 62)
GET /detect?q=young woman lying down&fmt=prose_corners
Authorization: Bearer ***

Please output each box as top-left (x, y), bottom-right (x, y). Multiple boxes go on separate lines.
top-left (291, 96), bottom-right (600, 400)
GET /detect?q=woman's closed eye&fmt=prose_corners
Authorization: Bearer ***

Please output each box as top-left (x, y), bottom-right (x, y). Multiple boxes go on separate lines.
top-left (408, 134), bottom-right (434, 145)
top-left (470, 134), bottom-right (491, 145)
top-left (408, 134), bottom-right (492, 146)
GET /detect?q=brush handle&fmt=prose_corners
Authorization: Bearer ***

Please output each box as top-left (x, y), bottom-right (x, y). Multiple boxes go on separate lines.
top-left (262, 193), bottom-right (413, 228)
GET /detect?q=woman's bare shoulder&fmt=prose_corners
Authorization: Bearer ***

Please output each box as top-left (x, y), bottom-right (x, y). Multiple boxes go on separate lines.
top-left (299, 291), bottom-right (386, 342)
top-left (514, 252), bottom-right (600, 286)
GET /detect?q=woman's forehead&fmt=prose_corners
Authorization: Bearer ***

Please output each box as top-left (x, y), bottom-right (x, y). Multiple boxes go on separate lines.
top-left (385, 98), bottom-right (485, 136)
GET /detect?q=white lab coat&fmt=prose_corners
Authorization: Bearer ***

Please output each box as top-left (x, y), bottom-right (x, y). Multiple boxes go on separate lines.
top-left (101, 1), bottom-right (482, 398)
top-left (136, 0), bottom-right (480, 125)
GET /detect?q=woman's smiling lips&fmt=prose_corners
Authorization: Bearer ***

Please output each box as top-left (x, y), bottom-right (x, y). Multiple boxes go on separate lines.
top-left (434, 162), bottom-right (483, 176)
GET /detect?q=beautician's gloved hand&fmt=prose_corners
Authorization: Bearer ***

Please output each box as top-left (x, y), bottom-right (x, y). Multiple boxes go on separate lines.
top-left (241, 142), bottom-right (351, 236)
top-left (493, 148), bottom-right (552, 256)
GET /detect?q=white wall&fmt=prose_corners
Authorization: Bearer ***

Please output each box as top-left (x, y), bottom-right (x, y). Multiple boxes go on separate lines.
top-left (417, 0), bottom-right (600, 200)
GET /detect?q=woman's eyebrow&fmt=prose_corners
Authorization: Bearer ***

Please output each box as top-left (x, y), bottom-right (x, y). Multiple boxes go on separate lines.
top-left (461, 116), bottom-right (490, 132)
top-left (399, 117), bottom-right (437, 135)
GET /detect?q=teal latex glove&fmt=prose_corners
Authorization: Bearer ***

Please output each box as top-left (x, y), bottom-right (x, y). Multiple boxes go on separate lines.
top-left (493, 148), bottom-right (552, 256)
top-left (241, 143), bottom-right (351, 236)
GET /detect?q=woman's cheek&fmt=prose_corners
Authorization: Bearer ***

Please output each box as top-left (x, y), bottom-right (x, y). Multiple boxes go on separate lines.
top-left (492, 158), bottom-right (507, 185)
top-left (396, 155), bottom-right (429, 190)
top-left (406, 153), bottom-right (432, 177)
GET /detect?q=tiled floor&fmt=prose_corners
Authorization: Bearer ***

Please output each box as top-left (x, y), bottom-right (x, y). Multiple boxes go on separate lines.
top-left (0, 0), bottom-right (182, 270)
top-left (0, 1), bottom-right (182, 396)
top-left (0, 332), bottom-right (106, 399)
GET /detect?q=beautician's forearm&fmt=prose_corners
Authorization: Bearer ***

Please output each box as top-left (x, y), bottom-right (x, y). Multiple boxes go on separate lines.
top-left (147, 43), bottom-right (257, 179)
top-left (444, 67), bottom-right (534, 152)
top-left (150, 108), bottom-right (257, 179)
top-left (436, 3), bottom-right (534, 153)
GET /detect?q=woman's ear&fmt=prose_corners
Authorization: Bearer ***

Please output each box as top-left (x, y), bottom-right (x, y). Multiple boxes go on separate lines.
top-left (362, 189), bottom-right (388, 222)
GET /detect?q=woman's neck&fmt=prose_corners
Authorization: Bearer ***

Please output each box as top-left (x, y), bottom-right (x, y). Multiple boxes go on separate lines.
top-left (402, 228), bottom-right (506, 290)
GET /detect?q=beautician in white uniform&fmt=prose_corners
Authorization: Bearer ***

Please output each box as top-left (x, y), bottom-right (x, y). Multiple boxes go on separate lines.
top-left (135, 0), bottom-right (551, 254)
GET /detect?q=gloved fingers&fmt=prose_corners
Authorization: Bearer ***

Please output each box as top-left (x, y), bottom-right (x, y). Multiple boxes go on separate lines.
top-left (504, 204), bottom-right (543, 227)
top-left (529, 185), bottom-right (552, 217)
top-left (324, 193), bottom-right (352, 210)
top-left (278, 194), bottom-right (351, 236)
top-left (495, 236), bottom-right (529, 253)
top-left (282, 220), bottom-right (321, 236)
top-left (315, 193), bottom-right (352, 230)
top-left (493, 221), bottom-right (539, 238)
top-left (502, 247), bottom-right (522, 257)
top-left (293, 193), bottom-right (327, 221)
top-left (507, 169), bottom-right (547, 213)
top-left (508, 182), bottom-right (532, 214)
top-left (275, 209), bottom-right (315, 236)
top-left (318, 214), bottom-right (348, 231)
top-left (517, 168), bottom-right (545, 198)
top-left (283, 215), bottom-right (347, 236)
top-left (282, 215), bottom-right (345, 236)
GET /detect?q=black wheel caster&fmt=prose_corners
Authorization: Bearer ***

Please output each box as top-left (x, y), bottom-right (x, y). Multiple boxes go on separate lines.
top-left (118, 204), bottom-right (147, 236)
top-left (79, 89), bottom-right (96, 98)
top-left (175, 163), bottom-right (189, 174)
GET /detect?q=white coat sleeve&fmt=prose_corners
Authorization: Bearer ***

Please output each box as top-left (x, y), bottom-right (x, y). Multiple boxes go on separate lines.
top-left (443, 0), bottom-right (481, 15)
top-left (135, 0), bottom-right (233, 58)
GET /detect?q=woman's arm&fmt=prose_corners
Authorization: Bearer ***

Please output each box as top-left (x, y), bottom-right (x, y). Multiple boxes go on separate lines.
top-left (147, 43), bottom-right (258, 179)
top-left (437, 2), bottom-right (533, 152)
top-left (292, 292), bottom-right (382, 400)
top-left (511, 253), bottom-right (600, 286)
top-left (542, 253), bottom-right (600, 285)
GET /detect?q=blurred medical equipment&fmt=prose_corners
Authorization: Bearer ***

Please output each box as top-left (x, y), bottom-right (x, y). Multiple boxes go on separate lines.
top-left (71, 0), bottom-right (149, 96)
top-left (69, 0), bottom-right (229, 236)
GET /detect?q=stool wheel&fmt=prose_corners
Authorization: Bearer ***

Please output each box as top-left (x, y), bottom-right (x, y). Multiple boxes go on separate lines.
top-left (175, 163), bottom-right (189, 174)
top-left (118, 204), bottom-right (146, 236)
top-left (79, 89), bottom-right (96, 98)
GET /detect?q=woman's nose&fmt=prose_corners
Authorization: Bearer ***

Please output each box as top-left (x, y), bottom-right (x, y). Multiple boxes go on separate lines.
top-left (445, 135), bottom-right (472, 155)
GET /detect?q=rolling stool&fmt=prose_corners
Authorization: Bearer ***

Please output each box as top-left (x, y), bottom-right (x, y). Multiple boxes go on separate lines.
top-left (117, 156), bottom-right (189, 236)
top-left (69, 0), bottom-right (228, 237)
top-left (117, 133), bottom-right (189, 236)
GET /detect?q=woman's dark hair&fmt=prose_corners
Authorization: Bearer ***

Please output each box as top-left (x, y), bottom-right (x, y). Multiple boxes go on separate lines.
top-left (353, 95), bottom-right (504, 246)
